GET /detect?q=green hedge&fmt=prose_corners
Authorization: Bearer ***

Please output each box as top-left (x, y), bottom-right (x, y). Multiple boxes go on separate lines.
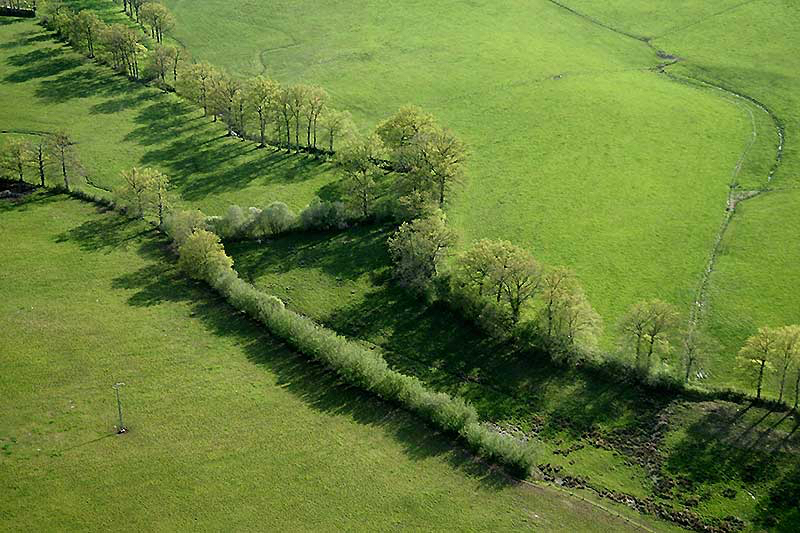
top-left (170, 225), bottom-right (537, 477)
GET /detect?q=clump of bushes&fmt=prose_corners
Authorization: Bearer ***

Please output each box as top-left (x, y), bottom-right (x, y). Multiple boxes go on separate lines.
top-left (170, 212), bottom-right (537, 476)
top-left (298, 197), bottom-right (350, 231)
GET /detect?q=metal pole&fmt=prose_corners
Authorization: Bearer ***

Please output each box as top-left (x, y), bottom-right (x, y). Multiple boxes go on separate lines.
top-left (113, 382), bottom-right (126, 433)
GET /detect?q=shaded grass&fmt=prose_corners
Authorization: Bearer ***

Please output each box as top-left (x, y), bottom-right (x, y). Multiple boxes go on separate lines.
top-left (0, 192), bottom-right (671, 532)
top-left (228, 226), bottom-right (800, 530)
top-left (160, 0), bottom-right (781, 367)
top-left (0, 19), bottom-right (340, 213)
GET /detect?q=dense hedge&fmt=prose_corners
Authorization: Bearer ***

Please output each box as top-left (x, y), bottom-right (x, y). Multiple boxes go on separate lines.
top-left (169, 224), bottom-right (537, 477)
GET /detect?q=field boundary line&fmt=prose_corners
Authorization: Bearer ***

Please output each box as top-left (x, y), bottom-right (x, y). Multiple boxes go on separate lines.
top-left (652, 0), bottom-right (764, 40)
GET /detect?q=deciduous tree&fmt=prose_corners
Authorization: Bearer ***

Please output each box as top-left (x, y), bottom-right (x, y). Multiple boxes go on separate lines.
top-left (0, 138), bottom-right (32, 183)
top-left (388, 211), bottom-right (455, 291)
top-left (140, 2), bottom-right (174, 43)
top-left (247, 76), bottom-right (280, 148)
top-left (619, 299), bottom-right (679, 372)
top-left (738, 327), bottom-right (779, 400)
top-left (775, 325), bottom-right (800, 403)
top-left (46, 131), bottom-right (81, 191)
top-left (337, 135), bottom-right (383, 218)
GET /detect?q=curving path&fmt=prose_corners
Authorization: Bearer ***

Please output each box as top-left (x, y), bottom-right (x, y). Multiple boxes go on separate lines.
top-left (544, 0), bottom-right (786, 338)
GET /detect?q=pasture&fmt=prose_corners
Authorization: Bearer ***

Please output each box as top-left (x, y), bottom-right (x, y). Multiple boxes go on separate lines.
top-left (2, 1), bottom-right (800, 529)
top-left (0, 17), bottom-right (338, 213)
top-left (160, 0), bottom-right (797, 383)
top-left (0, 192), bottom-right (675, 532)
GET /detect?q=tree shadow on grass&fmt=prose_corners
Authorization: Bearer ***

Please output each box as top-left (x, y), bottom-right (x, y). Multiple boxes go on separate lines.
top-left (663, 403), bottom-right (800, 487)
top-left (54, 208), bottom-right (158, 253)
top-left (4, 46), bottom-right (84, 83)
top-left (228, 226), bottom-right (660, 437)
top-left (102, 238), bottom-right (516, 490)
top-left (34, 65), bottom-right (140, 104)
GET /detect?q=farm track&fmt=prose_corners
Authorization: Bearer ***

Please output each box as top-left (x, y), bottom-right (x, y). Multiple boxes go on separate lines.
top-left (544, 0), bottom-right (786, 339)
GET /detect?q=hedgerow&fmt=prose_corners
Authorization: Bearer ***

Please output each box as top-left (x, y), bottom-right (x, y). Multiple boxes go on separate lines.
top-left (170, 216), bottom-right (537, 476)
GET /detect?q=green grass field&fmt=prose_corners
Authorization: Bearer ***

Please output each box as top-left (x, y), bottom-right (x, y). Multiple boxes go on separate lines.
top-left (158, 0), bottom-right (797, 384)
top-left (0, 17), bottom-right (338, 214)
top-left (227, 225), bottom-right (800, 531)
top-left (0, 192), bottom-right (684, 532)
top-left (3, 3), bottom-right (800, 530)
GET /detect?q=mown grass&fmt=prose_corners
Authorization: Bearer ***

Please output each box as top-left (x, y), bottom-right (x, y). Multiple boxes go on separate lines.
top-left (0, 18), bottom-right (339, 213)
top-left (160, 0), bottom-right (782, 364)
top-left (0, 192), bottom-right (683, 532)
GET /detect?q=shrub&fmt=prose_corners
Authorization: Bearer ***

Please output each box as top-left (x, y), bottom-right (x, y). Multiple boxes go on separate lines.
top-left (299, 197), bottom-right (349, 231)
top-left (177, 229), bottom-right (233, 280)
top-left (164, 209), bottom-right (207, 248)
top-left (255, 201), bottom-right (297, 236)
top-left (461, 422), bottom-right (536, 478)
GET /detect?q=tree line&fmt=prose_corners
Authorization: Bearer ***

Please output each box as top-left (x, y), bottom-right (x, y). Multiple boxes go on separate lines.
top-left (0, 132), bottom-right (82, 191)
top-left (42, 0), bottom-right (180, 82)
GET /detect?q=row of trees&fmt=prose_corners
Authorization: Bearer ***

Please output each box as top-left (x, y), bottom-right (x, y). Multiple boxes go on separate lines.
top-left (386, 212), bottom-right (800, 405)
top-left (0, 133), bottom-right (82, 191)
top-left (387, 212), bottom-right (602, 357)
top-left (43, 1), bottom-right (181, 82)
top-left (176, 67), bottom-right (354, 152)
top-left (113, 166), bottom-right (170, 224)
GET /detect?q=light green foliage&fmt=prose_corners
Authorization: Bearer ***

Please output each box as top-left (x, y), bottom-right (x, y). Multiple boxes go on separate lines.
top-left (376, 105), bottom-right (435, 166)
top-left (177, 228), bottom-right (233, 280)
top-left (139, 1), bottom-right (174, 43)
top-left (298, 197), bottom-right (349, 231)
top-left (337, 134), bottom-right (383, 218)
top-left (163, 208), bottom-right (207, 247)
top-left (618, 300), bottom-right (680, 374)
top-left (256, 201), bottom-right (297, 236)
top-left (159, 0), bottom-right (800, 392)
top-left (453, 238), bottom-right (542, 326)
top-left (0, 137), bottom-right (32, 182)
top-left (1, 194), bottom-right (653, 532)
top-left (388, 211), bottom-right (456, 292)
top-left (775, 325), bottom-right (800, 404)
top-left (737, 327), bottom-right (778, 399)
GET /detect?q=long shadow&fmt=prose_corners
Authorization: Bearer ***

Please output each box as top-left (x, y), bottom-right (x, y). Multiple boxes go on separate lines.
top-left (663, 403), bottom-right (800, 486)
top-left (87, 231), bottom-right (515, 490)
top-left (228, 227), bottom-right (666, 438)
top-left (54, 209), bottom-right (157, 253)
top-left (4, 45), bottom-right (84, 83)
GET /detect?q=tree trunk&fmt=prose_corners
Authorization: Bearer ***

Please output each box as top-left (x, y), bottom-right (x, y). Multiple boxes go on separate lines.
top-left (294, 116), bottom-right (300, 148)
top-left (61, 151), bottom-right (69, 191)
top-left (779, 364), bottom-right (788, 403)
top-left (312, 116), bottom-right (318, 149)
top-left (37, 146), bottom-right (45, 186)
top-left (756, 360), bottom-right (766, 400)
top-left (794, 370), bottom-right (799, 410)
top-left (258, 110), bottom-right (266, 148)
top-left (329, 130), bottom-right (334, 152)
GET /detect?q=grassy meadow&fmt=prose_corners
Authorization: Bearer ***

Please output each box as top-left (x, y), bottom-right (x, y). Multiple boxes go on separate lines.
top-left (546, 0), bottom-right (800, 389)
top-left (0, 17), bottom-right (338, 213)
top-left (159, 0), bottom-right (793, 379)
top-left (2, 2), bottom-right (800, 530)
top-left (0, 192), bottom-right (686, 532)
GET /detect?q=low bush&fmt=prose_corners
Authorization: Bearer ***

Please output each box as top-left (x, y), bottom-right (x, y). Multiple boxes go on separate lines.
top-left (164, 209), bottom-right (208, 247)
top-left (177, 229), bottom-right (233, 280)
top-left (299, 197), bottom-right (350, 231)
